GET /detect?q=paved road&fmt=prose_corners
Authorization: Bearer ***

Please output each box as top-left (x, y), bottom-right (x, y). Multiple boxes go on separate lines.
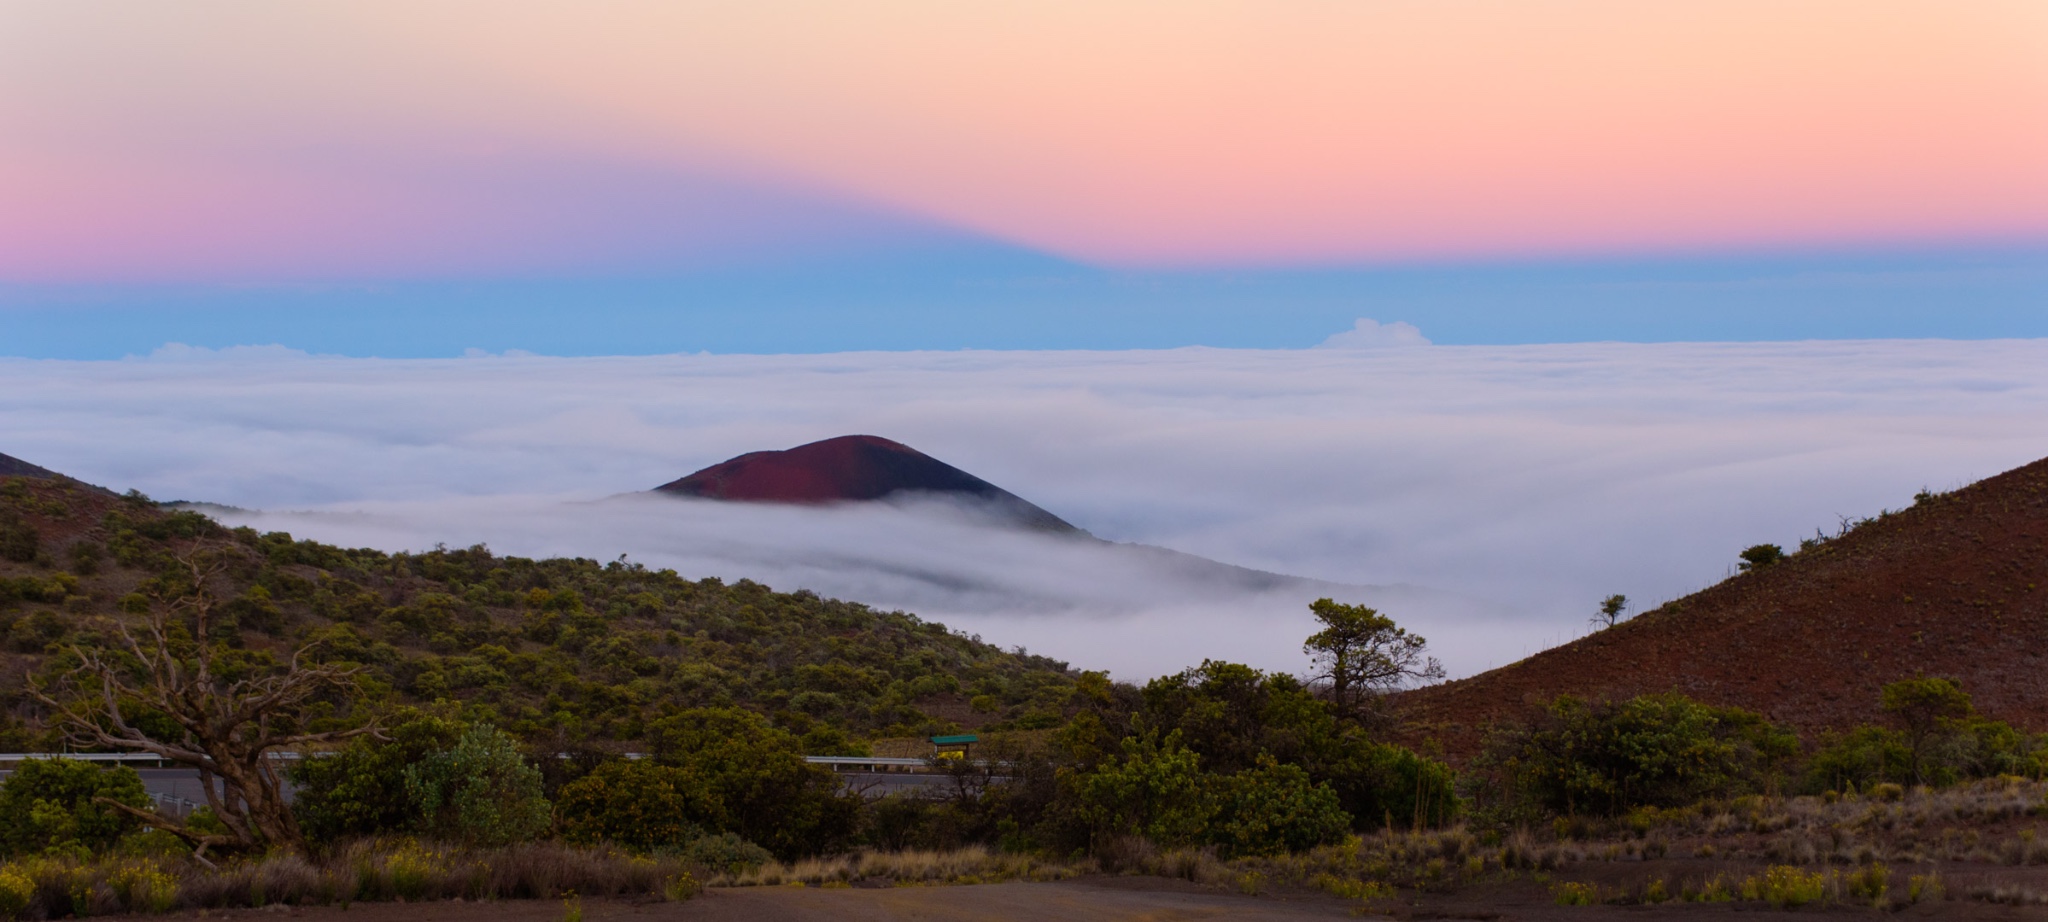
top-left (230, 880), bottom-right (1359, 922)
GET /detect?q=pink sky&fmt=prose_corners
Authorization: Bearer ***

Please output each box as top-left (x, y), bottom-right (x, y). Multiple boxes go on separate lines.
top-left (3, 1), bottom-right (2045, 281)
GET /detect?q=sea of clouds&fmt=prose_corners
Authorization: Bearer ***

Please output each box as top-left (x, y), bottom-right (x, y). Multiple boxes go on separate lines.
top-left (6, 334), bottom-right (2047, 679)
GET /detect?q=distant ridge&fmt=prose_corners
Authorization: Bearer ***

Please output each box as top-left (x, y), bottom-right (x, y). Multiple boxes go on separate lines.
top-left (654, 435), bottom-right (1082, 534)
top-left (1402, 455), bottom-right (2048, 757)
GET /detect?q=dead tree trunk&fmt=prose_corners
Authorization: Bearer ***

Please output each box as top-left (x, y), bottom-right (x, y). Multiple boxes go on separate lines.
top-left (30, 545), bottom-right (378, 852)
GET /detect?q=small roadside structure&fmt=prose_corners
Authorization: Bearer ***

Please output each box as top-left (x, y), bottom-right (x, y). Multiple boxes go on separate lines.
top-left (929, 733), bottom-right (978, 761)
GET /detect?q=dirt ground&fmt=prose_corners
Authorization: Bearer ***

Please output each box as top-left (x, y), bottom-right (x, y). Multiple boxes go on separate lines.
top-left (179, 871), bottom-right (2048, 922)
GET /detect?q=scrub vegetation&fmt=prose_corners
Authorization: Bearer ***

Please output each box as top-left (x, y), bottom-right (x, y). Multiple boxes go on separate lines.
top-left (2, 468), bottom-right (2047, 917)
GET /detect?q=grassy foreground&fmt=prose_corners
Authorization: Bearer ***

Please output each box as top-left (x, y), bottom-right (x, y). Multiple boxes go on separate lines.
top-left (5, 779), bottom-right (2047, 919)
top-left (0, 840), bottom-right (700, 918)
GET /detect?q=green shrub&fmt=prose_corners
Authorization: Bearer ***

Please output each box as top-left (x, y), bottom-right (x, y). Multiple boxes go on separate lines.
top-left (403, 725), bottom-right (551, 847)
top-left (0, 759), bottom-right (152, 857)
top-left (1961, 719), bottom-right (2048, 779)
top-left (106, 860), bottom-right (178, 913)
top-left (1206, 758), bottom-right (1350, 857)
top-left (645, 709), bottom-right (857, 859)
top-left (555, 760), bottom-right (708, 851)
top-left (1805, 681), bottom-right (2045, 791)
top-left (290, 711), bottom-right (466, 843)
top-left (1476, 694), bottom-right (1796, 818)
top-left (677, 832), bottom-right (773, 876)
top-left (1137, 659), bottom-right (1457, 832)
top-left (1755, 865), bottom-right (1826, 908)
top-left (1324, 739), bottom-right (1459, 831)
top-left (1846, 862), bottom-right (1890, 904)
top-left (1883, 677), bottom-right (1974, 785)
top-left (0, 864), bottom-right (30, 920)
top-left (1067, 732), bottom-right (1214, 849)
top-left (1806, 726), bottom-right (1914, 792)
top-left (1737, 544), bottom-right (1784, 571)
top-left (0, 513), bottom-right (37, 564)
top-left (1553, 881), bottom-right (1598, 905)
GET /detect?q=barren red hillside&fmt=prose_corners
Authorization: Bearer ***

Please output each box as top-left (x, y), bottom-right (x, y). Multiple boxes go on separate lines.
top-left (1400, 455), bottom-right (2048, 760)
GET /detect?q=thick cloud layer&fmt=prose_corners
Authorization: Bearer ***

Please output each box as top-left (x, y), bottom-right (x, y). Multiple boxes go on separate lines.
top-left (5, 339), bottom-right (2047, 679)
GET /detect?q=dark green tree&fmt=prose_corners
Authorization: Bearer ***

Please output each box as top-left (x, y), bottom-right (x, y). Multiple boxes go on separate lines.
top-left (1302, 599), bottom-right (1442, 720)
top-left (1592, 594), bottom-right (1628, 629)
top-left (1881, 677), bottom-right (1974, 785)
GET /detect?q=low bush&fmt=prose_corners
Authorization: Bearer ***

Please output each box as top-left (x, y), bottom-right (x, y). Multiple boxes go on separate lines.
top-left (643, 709), bottom-right (859, 859)
top-left (675, 833), bottom-right (772, 877)
top-left (1804, 680), bottom-right (2047, 792)
top-left (1750, 865), bottom-right (1826, 907)
top-left (712, 845), bottom-right (1085, 888)
top-left (0, 759), bottom-right (152, 858)
top-left (1206, 758), bottom-right (1350, 857)
top-left (290, 711), bottom-right (467, 843)
top-left (403, 725), bottom-right (552, 847)
top-left (0, 865), bottom-right (30, 920)
top-left (554, 760), bottom-right (707, 851)
top-left (1473, 693), bottom-right (1796, 819)
top-left (1552, 881), bottom-right (1597, 905)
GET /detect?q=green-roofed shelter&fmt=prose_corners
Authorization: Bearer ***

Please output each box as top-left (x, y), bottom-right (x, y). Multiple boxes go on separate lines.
top-left (928, 733), bottom-right (978, 760)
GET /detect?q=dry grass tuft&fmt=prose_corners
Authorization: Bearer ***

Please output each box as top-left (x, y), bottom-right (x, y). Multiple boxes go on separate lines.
top-left (711, 845), bottom-right (1089, 888)
top-left (0, 840), bottom-right (698, 920)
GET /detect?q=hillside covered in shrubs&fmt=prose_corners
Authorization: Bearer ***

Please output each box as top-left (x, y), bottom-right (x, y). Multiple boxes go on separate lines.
top-left (0, 474), bottom-right (1081, 756)
top-left (4, 455), bottom-right (2048, 917)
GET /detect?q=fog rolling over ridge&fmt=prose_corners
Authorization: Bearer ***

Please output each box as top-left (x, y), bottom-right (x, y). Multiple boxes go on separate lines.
top-left (204, 491), bottom-right (1511, 680)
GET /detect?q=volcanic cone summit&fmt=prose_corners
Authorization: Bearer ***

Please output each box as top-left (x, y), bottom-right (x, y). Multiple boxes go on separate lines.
top-left (653, 435), bottom-right (1082, 534)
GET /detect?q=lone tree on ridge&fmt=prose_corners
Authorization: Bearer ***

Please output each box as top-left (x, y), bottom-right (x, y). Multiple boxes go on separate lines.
top-left (1592, 594), bottom-right (1628, 629)
top-left (1303, 598), bottom-right (1444, 723)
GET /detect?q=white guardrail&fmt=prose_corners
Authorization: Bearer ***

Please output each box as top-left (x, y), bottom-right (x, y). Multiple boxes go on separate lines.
top-left (4, 752), bottom-right (942, 772)
top-left (0, 752), bottom-right (309, 766)
top-left (803, 756), bottom-right (932, 772)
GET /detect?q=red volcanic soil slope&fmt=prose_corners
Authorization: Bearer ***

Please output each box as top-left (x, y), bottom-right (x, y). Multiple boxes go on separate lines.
top-left (1403, 455), bottom-right (2048, 759)
top-left (654, 435), bottom-right (1080, 533)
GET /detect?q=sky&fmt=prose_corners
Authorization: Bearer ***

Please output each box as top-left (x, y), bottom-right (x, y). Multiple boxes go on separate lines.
top-left (3, 1), bottom-right (2047, 355)
top-left (7, 340), bottom-right (2046, 678)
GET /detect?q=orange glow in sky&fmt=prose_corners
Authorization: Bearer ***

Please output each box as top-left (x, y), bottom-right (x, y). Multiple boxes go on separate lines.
top-left (2, 0), bottom-right (2045, 279)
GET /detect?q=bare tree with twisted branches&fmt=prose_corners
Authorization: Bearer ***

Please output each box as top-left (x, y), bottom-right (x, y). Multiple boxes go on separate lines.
top-left (30, 544), bottom-right (379, 860)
